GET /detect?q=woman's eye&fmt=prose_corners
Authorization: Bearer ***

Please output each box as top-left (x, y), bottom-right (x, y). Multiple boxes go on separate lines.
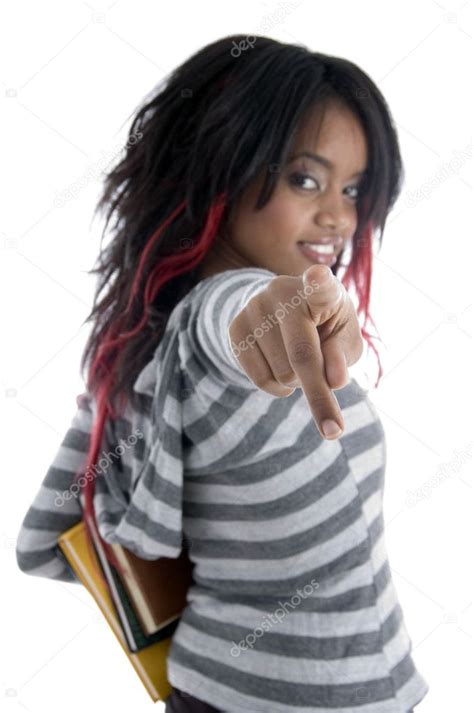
top-left (289, 172), bottom-right (361, 201)
top-left (288, 172), bottom-right (318, 190)
top-left (345, 185), bottom-right (360, 200)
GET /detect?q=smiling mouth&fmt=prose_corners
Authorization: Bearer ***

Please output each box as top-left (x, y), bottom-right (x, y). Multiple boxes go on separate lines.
top-left (298, 242), bottom-right (335, 255)
top-left (297, 241), bottom-right (338, 266)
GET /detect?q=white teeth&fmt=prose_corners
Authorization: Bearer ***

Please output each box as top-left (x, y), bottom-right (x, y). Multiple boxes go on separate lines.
top-left (301, 242), bottom-right (334, 254)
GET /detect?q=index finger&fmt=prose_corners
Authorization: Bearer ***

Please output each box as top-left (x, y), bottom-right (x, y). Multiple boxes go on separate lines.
top-left (279, 310), bottom-right (344, 440)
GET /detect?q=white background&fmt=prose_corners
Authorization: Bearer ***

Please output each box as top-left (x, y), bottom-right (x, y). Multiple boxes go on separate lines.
top-left (1, 1), bottom-right (472, 711)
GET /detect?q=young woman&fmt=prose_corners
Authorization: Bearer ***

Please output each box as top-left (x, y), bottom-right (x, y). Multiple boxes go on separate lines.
top-left (15, 35), bottom-right (428, 712)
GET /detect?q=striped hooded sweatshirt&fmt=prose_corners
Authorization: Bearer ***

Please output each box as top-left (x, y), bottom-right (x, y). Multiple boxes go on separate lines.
top-left (15, 267), bottom-right (429, 713)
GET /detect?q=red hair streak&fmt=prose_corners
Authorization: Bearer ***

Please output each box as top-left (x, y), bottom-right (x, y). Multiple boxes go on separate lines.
top-left (341, 218), bottom-right (384, 389)
top-left (73, 194), bottom-right (227, 590)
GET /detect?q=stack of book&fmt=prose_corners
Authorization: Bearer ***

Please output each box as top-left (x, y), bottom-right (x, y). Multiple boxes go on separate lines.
top-left (58, 508), bottom-right (195, 702)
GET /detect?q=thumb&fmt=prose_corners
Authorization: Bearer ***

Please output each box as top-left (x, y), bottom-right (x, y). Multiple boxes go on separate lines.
top-left (302, 264), bottom-right (343, 325)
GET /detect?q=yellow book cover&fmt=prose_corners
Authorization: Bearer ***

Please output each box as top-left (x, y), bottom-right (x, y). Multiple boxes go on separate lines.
top-left (58, 520), bottom-right (173, 703)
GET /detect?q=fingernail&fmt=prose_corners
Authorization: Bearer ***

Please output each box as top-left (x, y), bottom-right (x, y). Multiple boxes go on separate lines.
top-left (322, 419), bottom-right (342, 439)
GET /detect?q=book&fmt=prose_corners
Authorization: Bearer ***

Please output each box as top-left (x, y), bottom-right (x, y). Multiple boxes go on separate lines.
top-left (106, 555), bottom-right (183, 652)
top-left (58, 519), bottom-right (193, 702)
top-left (108, 540), bottom-right (195, 637)
top-left (83, 509), bottom-right (189, 652)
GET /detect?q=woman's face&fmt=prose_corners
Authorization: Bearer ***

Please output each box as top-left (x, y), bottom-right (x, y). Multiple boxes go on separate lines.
top-left (198, 100), bottom-right (368, 279)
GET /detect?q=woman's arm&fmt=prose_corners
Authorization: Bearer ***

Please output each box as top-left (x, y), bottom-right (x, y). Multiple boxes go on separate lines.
top-left (185, 267), bottom-right (277, 388)
top-left (15, 393), bottom-right (93, 583)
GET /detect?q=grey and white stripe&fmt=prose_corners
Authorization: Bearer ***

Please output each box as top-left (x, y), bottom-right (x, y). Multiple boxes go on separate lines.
top-left (16, 268), bottom-right (429, 712)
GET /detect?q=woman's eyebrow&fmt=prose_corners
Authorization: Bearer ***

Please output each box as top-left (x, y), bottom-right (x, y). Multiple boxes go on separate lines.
top-left (288, 151), bottom-right (368, 178)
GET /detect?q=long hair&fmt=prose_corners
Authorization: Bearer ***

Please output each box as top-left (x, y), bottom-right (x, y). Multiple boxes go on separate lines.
top-left (73, 34), bottom-right (404, 580)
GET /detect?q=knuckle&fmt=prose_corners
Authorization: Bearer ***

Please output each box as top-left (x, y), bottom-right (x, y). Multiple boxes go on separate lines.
top-left (269, 355), bottom-right (295, 386)
top-left (253, 375), bottom-right (291, 396)
top-left (288, 339), bottom-right (317, 365)
top-left (331, 317), bottom-right (350, 339)
top-left (251, 372), bottom-right (275, 390)
top-left (310, 392), bottom-right (333, 406)
top-left (275, 370), bottom-right (299, 387)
